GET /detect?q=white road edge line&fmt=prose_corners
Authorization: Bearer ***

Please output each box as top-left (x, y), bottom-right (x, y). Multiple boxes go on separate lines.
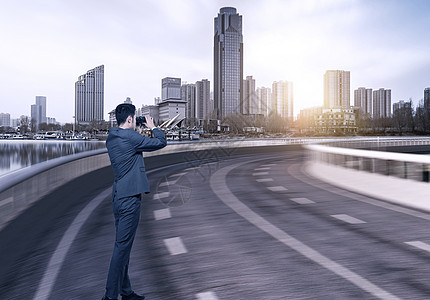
top-left (210, 161), bottom-right (400, 300)
top-left (405, 241), bottom-right (430, 253)
top-left (331, 214), bottom-right (366, 224)
top-left (164, 237), bottom-right (187, 255)
top-left (196, 291), bottom-right (219, 300)
top-left (154, 208), bottom-right (172, 220)
top-left (254, 167), bottom-right (271, 171)
top-left (33, 187), bottom-right (112, 300)
top-left (169, 172), bottom-right (188, 177)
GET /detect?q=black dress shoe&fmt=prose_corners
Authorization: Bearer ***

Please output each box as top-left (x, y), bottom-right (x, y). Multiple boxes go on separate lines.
top-left (121, 291), bottom-right (145, 300)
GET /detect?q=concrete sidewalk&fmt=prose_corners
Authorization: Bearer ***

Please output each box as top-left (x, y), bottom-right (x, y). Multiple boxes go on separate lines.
top-left (306, 162), bottom-right (430, 213)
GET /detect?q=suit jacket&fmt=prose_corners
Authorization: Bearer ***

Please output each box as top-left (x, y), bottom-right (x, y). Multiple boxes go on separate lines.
top-left (106, 127), bottom-right (167, 199)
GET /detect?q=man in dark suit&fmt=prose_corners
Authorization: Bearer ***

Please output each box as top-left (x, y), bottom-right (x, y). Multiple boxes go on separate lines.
top-left (102, 103), bottom-right (167, 300)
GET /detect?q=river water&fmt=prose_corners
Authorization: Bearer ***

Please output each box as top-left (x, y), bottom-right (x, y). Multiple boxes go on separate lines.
top-left (0, 140), bottom-right (106, 177)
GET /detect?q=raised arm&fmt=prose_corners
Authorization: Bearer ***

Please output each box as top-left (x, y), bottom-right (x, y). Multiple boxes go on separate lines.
top-left (131, 128), bottom-right (167, 152)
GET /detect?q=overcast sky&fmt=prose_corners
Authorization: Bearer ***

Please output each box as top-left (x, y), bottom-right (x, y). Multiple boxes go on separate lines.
top-left (1, 0), bottom-right (430, 123)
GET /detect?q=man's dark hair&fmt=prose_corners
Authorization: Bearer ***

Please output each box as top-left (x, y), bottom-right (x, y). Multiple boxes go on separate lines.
top-left (115, 103), bottom-right (136, 126)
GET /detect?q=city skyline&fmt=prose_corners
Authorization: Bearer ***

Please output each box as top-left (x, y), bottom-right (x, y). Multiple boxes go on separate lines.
top-left (1, 0), bottom-right (430, 122)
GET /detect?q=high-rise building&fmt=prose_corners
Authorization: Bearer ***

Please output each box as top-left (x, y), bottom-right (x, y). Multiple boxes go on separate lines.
top-left (324, 70), bottom-right (350, 109)
top-left (162, 77), bottom-right (181, 101)
top-left (214, 7), bottom-right (243, 119)
top-left (393, 100), bottom-right (411, 113)
top-left (0, 113), bottom-right (10, 127)
top-left (354, 87), bottom-right (372, 117)
top-left (159, 77), bottom-right (186, 123)
top-left (36, 96), bottom-right (46, 124)
top-left (196, 79), bottom-right (211, 119)
top-left (424, 87), bottom-right (430, 108)
top-left (373, 88), bottom-right (391, 118)
top-left (75, 65), bottom-right (104, 124)
top-left (181, 83), bottom-right (196, 119)
top-left (272, 81), bottom-right (294, 121)
top-left (256, 87), bottom-right (271, 117)
top-left (243, 76), bottom-right (258, 115)
top-left (31, 96), bottom-right (47, 129)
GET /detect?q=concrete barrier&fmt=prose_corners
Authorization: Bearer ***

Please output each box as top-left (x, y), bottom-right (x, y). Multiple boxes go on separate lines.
top-left (0, 149), bottom-right (110, 230)
top-left (0, 140), bottom-right (304, 231)
top-left (304, 142), bottom-right (430, 213)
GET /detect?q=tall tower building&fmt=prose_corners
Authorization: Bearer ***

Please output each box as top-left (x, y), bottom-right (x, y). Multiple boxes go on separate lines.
top-left (272, 81), bottom-right (294, 121)
top-left (31, 96), bottom-right (47, 129)
top-left (196, 79), bottom-right (211, 119)
top-left (214, 7), bottom-right (243, 119)
top-left (324, 70), bottom-right (350, 108)
top-left (181, 83), bottom-right (196, 119)
top-left (36, 96), bottom-right (47, 124)
top-left (256, 87), bottom-right (271, 117)
top-left (0, 113), bottom-right (11, 127)
top-left (243, 76), bottom-right (258, 115)
top-left (75, 65), bottom-right (104, 124)
top-left (424, 87), bottom-right (430, 108)
top-left (373, 88), bottom-right (391, 118)
top-left (354, 87), bottom-right (372, 117)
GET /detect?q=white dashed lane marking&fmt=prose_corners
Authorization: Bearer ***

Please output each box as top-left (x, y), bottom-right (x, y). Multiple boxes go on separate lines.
top-left (210, 162), bottom-right (400, 300)
top-left (405, 241), bottom-right (430, 253)
top-left (290, 198), bottom-right (315, 204)
top-left (331, 214), bottom-right (366, 224)
top-left (267, 186), bottom-right (288, 192)
top-left (159, 179), bottom-right (178, 187)
top-left (254, 167), bottom-right (271, 171)
top-left (164, 237), bottom-right (188, 255)
top-left (252, 172), bottom-right (269, 176)
top-left (196, 291), bottom-right (219, 300)
top-left (261, 163), bottom-right (277, 167)
top-left (256, 178), bottom-right (274, 182)
top-left (153, 192), bottom-right (170, 200)
top-left (154, 208), bottom-right (171, 220)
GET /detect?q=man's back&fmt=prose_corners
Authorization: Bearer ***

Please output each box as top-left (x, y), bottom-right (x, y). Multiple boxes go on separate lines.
top-left (106, 127), bottom-right (166, 198)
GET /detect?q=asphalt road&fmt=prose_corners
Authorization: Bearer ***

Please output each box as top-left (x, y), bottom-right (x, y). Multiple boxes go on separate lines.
top-left (2, 150), bottom-right (430, 299)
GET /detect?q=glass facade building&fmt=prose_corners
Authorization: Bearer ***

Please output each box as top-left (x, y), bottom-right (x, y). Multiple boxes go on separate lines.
top-left (214, 7), bottom-right (243, 119)
top-left (75, 65), bottom-right (104, 124)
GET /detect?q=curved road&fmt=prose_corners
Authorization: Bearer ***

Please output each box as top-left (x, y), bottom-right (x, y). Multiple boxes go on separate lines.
top-left (1, 150), bottom-right (430, 299)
